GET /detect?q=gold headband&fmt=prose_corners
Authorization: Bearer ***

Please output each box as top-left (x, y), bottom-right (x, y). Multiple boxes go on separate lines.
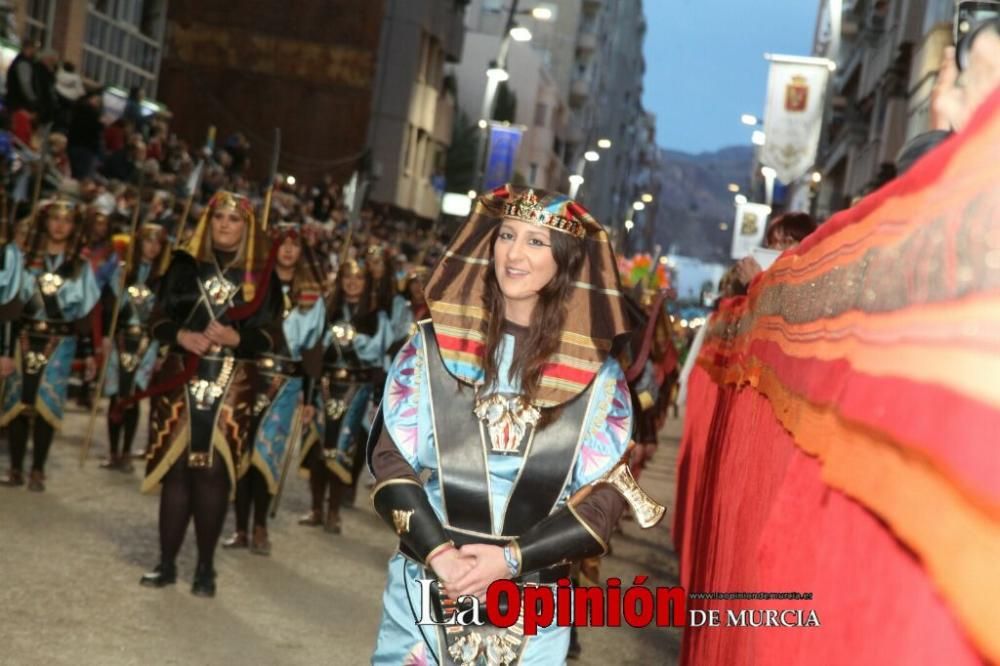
top-left (502, 189), bottom-right (585, 239)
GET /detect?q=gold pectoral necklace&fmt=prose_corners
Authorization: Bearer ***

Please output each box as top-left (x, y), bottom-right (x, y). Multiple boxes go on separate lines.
top-left (473, 393), bottom-right (540, 456)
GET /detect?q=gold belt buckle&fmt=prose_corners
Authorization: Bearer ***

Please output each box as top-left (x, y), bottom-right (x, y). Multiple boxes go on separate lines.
top-left (260, 358), bottom-right (275, 370)
top-left (187, 452), bottom-right (210, 468)
top-left (32, 321), bottom-right (49, 333)
top-left (24, 350), bottom-right (48, 374)
top-left (334, 368), bottom-right (348, 380)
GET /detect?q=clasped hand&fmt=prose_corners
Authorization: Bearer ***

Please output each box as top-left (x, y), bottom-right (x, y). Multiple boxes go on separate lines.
top-left (432, 544), bottom-right (511, 602)
top-left (177, 322), bottom-right (240, 356)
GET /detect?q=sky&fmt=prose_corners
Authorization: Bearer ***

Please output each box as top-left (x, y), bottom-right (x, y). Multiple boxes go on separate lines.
top-left (643, 1), bottom-right (819, 154)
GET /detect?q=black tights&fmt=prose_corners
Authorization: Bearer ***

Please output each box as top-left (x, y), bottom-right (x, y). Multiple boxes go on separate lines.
top-left (157, 454), bottom-right (231, 570)
top-left (306, 445), bottom-right (345, 514)
top-left (233, 466), bottom-right (272, 532)
top-left (7, 414), bottom-right (56, 473)
top-left (106, 397), bottom-right (139, 458)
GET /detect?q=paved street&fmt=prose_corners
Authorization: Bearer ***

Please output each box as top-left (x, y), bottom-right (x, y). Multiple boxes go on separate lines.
top-left (0, 403), bottom-right (681, 665)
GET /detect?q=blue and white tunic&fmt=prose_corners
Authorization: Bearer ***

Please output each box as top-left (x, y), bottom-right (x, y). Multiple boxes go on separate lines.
top-left (1, 254), bottom-right (99, 428)
top-left (371, 327), bottom-right (633, 665)
top-left (252, 288), bottom-right (326, 492)
top-left (103, 262), bottom-right (160, 398)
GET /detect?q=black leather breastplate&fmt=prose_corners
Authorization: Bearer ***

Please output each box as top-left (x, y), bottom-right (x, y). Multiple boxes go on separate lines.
top-left (420, 321), bottom-right (597, 537)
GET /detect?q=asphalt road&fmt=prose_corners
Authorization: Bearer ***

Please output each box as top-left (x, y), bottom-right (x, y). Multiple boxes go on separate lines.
top-left (0, 402), bottom-right (681, 665)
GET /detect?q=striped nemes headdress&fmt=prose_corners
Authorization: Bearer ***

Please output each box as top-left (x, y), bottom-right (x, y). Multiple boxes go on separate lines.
top-left (423, 184), bottom-right (630, 408)
top-left (182, 190), bottom-right (268, 301)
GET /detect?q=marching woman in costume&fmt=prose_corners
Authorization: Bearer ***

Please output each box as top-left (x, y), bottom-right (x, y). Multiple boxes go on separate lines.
top-left (138, 191), bottom-right (281, 597)
top-left (223, 223), bottom-right (325, 554)
top-left (0, 234), bottom-right (29, 398)
top-left (0, 198), bottom-right (100, 492)
top-left (368, 186), bottom-right (664, 665)
top-left (99, 223), bottom-right (168, 472)
top-left (298, 259), bottom-right (391, 533)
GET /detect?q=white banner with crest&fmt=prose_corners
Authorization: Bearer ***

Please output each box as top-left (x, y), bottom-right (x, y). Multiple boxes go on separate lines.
top-left (730, 202), bottom-right (772, 260)
top-left (760, 55), bottom-right (832, 183)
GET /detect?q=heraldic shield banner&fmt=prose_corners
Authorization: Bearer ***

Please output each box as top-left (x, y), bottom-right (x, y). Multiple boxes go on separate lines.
top-left (730, 202), bottom-right (772, 260)
top-left (760, 55), bottom-right (832, 184)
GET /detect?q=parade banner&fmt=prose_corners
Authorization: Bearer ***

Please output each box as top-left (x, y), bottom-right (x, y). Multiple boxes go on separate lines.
top-left (760, 55), bottom-right (831, 183)
top-left (676, 87), bottom-right (1000, 665)
top-left (483, 123), bottom-right (524, 191)
top-left (729, 202), bottom-right (771, 259)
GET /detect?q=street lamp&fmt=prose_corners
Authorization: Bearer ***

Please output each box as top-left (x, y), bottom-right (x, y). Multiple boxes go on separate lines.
top-left (734, 194), bottom-right (748, 206)
top-left (727, 183), bottom-right (740, 193)
top-left (641, 193), bottom-right (654, 204)
top-left (811, 171), bottom-right (822, 183)
top-left (509, 26), bottom-right (532, 42)
top-left (597, 138), bottom-right (612, 149)
top-left (632, 201), bottom-right (645, 211)
top-left (531, 6), bottom-right (554, 20)
top-left (760, 166), bottom-right (777, 206)
top-left (584, 150), bottom-right (600, 162)
top-left (751, 130), bottom-right (766, 146)
top-left (624, 219), bottom-right (635, 231)
top-left (286, 175), bottom-right (296, 186)
top-left (485, 66), bottom-right (509, 82)
top-left (475, 2), bottom-right (555, 191)
top-left (741, 113), bottom-right (759, 126)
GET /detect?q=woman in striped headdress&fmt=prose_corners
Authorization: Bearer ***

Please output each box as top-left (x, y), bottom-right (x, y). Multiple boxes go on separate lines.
top-left (367, 185), bottom-right (662, 665)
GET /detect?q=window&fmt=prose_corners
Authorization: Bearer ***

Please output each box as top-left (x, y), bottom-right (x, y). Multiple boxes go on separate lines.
top-left (82, 1), bottom-right (165, 93)
top-left (25, 0), bottom-right (55, 47)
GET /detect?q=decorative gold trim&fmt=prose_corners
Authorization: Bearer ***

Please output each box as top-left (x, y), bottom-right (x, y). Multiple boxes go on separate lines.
top-left (369, 477), bottom-right (423, 502)
top-left (424, 540), bottom-right (455, 566)
top-left (567, 503), bottom-right (608, 555)
top-left (423, 325), bottom-right (450, 525)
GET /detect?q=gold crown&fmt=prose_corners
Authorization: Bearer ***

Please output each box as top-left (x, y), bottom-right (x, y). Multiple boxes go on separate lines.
top-left (140, 222), bottom-right (166, 240)
top-left (340, 259), bottom-right (364, 277)
top-left (502, 189), bottom-right (584, 239)
top-left (42, 198), bottom-right (76, 215)
top-left (209, 191), bottom-right (254, 219)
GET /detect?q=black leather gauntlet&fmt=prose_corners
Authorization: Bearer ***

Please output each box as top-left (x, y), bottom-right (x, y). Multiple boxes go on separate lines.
top-left (0, 320), bottom-right (17, 357)
top-left (372, 479), bottom-right (451, 564)
top-left (513, 504), bottom-right (607, 577)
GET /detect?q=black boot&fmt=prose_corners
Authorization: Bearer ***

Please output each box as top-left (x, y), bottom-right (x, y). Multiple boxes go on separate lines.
top-left (191, 562), bottom-right (216, 598)
top-left (139, 562), bottom-right (177, 588)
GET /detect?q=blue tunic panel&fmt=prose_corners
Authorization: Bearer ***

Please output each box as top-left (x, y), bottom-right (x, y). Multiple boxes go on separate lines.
top-left (372, 327), bottom-right (633, 664)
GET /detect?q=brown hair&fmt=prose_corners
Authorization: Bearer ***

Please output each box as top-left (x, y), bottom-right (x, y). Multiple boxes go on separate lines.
top-left (765, 212), bottom-right (817, 247)
top-left (481, 227), bottom-right (587, 406)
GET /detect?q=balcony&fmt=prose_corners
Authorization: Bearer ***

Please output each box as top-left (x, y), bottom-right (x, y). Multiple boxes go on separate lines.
top-left (577, 29), bottom-right (598, 53)
top-left (570, 76), bottom-right (592, 106)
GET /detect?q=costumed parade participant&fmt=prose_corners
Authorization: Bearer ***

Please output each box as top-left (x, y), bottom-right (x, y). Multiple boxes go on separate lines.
top-left (223, 223), bottom-right (325, 555)
top-left (0, 198), bottom-right (99, 492)
top-left (367, 185), bottom-right (664, 665)
top-left (298, 258), bottom-right (391, 533)
top-left (78, 199), bottom-right (121, 408)
top-left (138, 191), bottom-right (282, 597)
top-left (0, 227), bottom-right (28, 427)
top-left (366, 243), bottom-right (412, 351)
top-left (99, 223), bottom-right (168, 471)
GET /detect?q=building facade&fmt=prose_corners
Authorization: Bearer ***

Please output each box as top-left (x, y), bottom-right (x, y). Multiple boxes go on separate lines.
top-left (366, 0), bottom-right (467, 221)
top-left (8, 0), bottom-right (167, 94)
top-left (158, 0), bottom-right (385, 186)
top-left (810, 0), bottom-right (962, 218)
top-left (457, 0), bottom-right (654, 241)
